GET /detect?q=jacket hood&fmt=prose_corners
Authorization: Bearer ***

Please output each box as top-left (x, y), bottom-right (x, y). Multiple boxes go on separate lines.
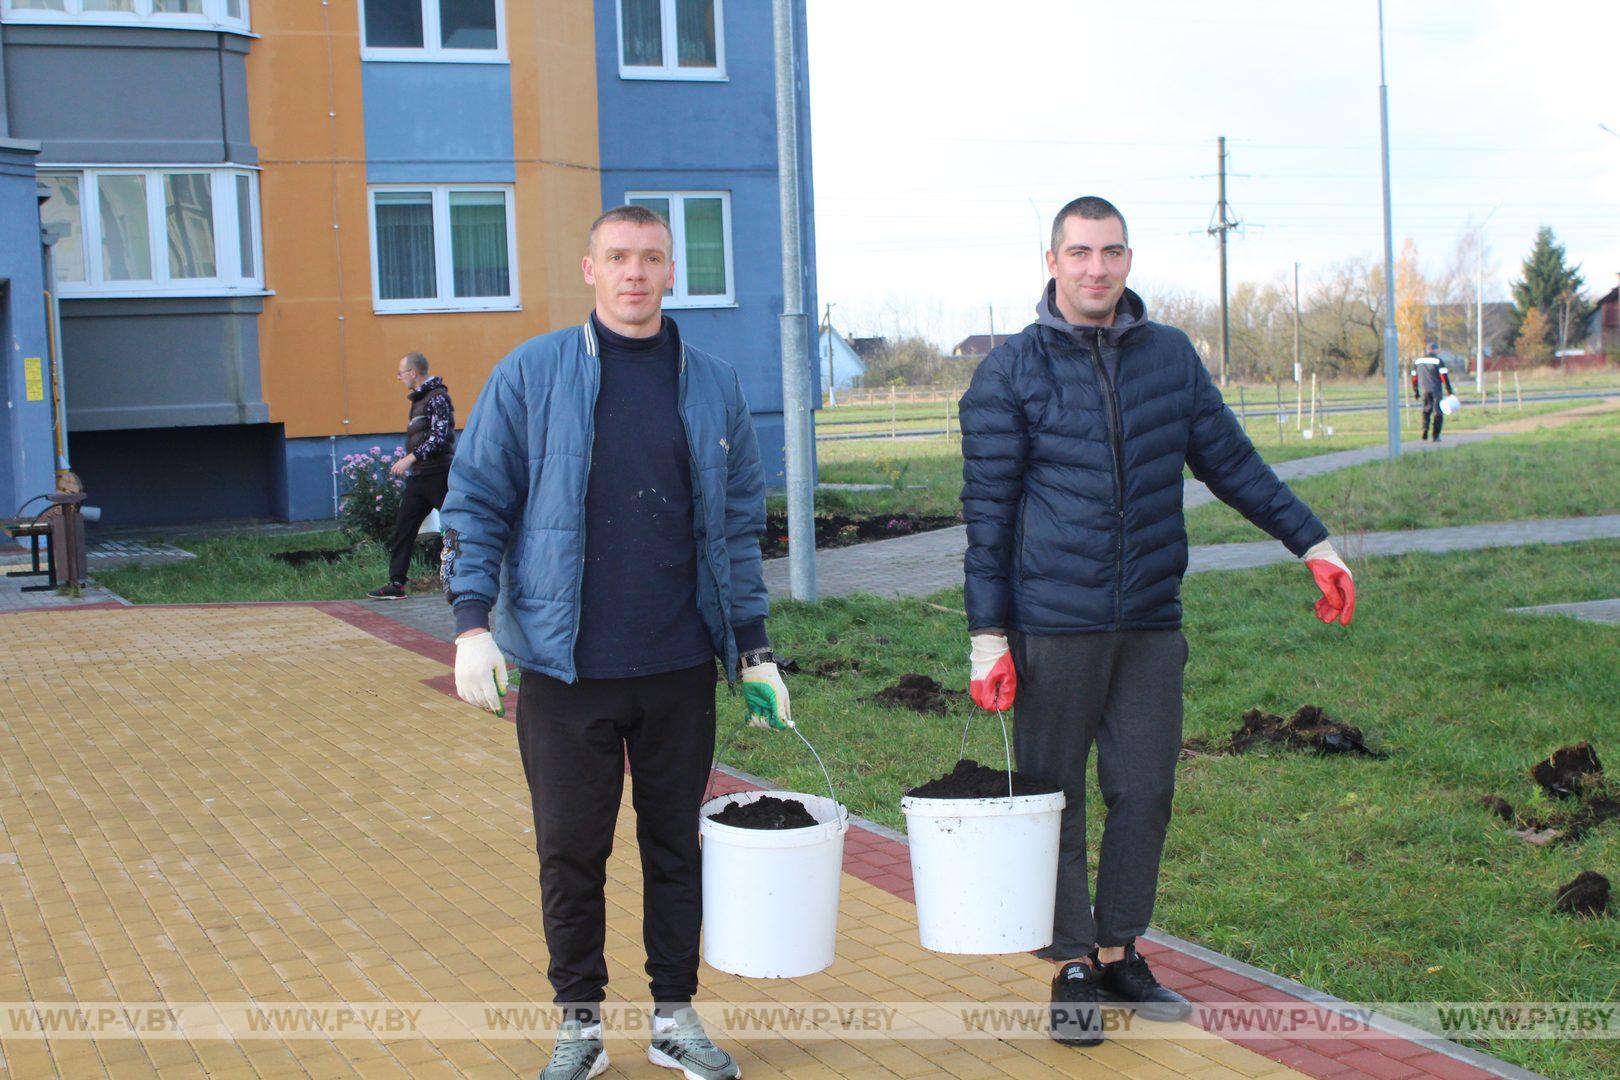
top-left (410, 375), bottom-right (445, 401)
top-left (1035, 279), bottom-right (1147, 347)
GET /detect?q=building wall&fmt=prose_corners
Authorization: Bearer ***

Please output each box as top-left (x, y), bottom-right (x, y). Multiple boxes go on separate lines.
top-left (0, 140), bottom-right (55, 518)
top-left (250, 0), bottom-right (602, 523)
top-left (592, 0), bottom-right (817, 487)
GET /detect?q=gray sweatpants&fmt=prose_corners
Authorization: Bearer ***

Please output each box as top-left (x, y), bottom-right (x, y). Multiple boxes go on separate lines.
top-left (1009, 629), bottom-right (1188, 959)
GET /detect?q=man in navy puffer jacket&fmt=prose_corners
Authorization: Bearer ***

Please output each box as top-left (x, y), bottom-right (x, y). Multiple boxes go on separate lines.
top-left (959, 196), bottom-right (1356, 1047)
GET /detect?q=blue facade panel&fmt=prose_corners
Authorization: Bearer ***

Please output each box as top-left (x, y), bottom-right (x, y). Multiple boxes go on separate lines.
top-left (0, 143), bottom-right (57, 522)
top-left (361, 63), bottom-right (516, 184)
top-left (593, 0), bottom-right (817, 490)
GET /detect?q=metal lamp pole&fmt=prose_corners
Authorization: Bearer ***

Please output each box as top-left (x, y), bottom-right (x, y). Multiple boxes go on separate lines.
top-left (1377, 0), bottom-right (1401, 459)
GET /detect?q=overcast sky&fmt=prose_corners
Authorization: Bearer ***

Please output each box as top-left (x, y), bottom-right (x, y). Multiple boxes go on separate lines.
top-left (804, 0), bottom-right (1620, 346)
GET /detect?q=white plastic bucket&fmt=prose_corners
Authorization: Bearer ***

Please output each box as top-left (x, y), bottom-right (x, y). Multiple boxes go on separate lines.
top-left (901, 790), bottom-right (1065, 954)
top-left (1440, 393), bottom-right (1460, 416)
top-left (700, 791), bottom-right (848, 978)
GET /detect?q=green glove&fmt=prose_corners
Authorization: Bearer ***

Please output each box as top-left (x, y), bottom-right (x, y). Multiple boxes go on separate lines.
top-left (741, 661), bottom-right (793, 731)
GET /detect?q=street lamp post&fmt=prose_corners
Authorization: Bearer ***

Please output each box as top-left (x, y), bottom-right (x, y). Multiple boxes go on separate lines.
top-left (1376, 0), bottom-right (1401, 459)
top-left (1475, 205), bottom-right (1499, 394)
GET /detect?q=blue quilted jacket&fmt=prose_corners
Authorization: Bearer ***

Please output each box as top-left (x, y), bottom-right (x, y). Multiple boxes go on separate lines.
top-left (959, 284), bottom-right (1329, 634)
top-left (440, 318), bottom-right (769, 683)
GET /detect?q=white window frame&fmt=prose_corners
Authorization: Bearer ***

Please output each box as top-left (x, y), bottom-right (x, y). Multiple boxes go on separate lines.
top-left (357, 0), bottom-right (507, 63)
top-left (367, 184), bottom-right (520, 314)
top-left (624, 190), bottom-right (735, 309)
top-left (0, 0), bottom-right (250, 34)
top-left (42, 166), bottom-right (265, 299)
top-left (616, 0), bottom-right (726, 81)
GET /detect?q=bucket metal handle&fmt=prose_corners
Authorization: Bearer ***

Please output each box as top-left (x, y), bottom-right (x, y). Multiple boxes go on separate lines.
top-left (955, 707), bottom-right (1016, 802)
top-left (704, 720), bottom-right (842, 814)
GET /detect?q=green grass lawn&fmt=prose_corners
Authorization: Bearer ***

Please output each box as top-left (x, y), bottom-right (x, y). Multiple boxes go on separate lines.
top-left (726, 540), bottom-right (1620, 1079)
top-left (1186, 409), bottom-right (1620, 545)
top-left (96, 530), bottom-right (431, 604)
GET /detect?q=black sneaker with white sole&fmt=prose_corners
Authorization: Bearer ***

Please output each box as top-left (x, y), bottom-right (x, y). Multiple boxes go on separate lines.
top-left (366, 583), bottom-right (407, 601)
top-left (1094, 941), bottom-right (1193, 1022)
top-left (1050, 961), bottom-right (1104, 1046)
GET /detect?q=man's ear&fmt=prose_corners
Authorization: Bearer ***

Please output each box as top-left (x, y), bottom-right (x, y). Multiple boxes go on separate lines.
top-left (581, 254), bottom-right (595, 286)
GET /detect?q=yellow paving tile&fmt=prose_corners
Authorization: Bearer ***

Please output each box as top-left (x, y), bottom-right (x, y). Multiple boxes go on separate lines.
top-left (0, 605), bottom-right (1310, 1078)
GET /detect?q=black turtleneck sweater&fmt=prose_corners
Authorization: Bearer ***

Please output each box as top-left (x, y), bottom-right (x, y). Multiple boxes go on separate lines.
top-left (572, 313), bottom-right (714, 678)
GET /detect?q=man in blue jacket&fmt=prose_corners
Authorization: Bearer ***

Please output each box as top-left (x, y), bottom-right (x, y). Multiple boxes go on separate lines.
top-left (440, 204), bottom-right (790, 1080)
top-left (960, 196), bottom-right (1356, 1048)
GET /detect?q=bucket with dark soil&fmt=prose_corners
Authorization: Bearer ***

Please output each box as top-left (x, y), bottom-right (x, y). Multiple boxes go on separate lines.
top-left (699, 790), bottom-right (849, 979)
top-left (900, 757), bottom-right (1065, 954)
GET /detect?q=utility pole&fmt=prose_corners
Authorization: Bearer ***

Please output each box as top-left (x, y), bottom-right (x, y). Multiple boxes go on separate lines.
top-left (988, 304), bottom-right (996, 351)
top-left (1293, 261), bottom-right (1302, 385)
top-left (1208, 136), bottom-right (1238, 387)
top-left (1376, 0), bottom-right (1401, 459)
top-left (1475, 205), bottom-right (1498, 393)
top-left (823, 302), bottom-right (836, 407)
top-left (772, 0), bottom-right (815, 599)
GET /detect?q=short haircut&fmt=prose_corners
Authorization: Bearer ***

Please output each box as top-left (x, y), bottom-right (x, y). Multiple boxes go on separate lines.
top-left (588, 204), bottom-right (673, 254)
top-left (403, 352), bottom-right (429, 375)
top-left (1050, 196), bottom-right (1129, 253)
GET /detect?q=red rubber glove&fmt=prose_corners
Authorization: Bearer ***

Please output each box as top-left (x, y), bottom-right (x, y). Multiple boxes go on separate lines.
top-left (969, 633), bottom-right (1017, 710)
top-left (1304, 540), bottom-right (1355, 626)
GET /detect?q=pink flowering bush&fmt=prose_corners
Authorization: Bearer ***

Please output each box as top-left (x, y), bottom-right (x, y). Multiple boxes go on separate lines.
top-left (337, 445), bottom-right (407, 545)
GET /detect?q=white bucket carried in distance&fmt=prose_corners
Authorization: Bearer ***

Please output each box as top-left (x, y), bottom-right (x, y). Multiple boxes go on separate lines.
top-left (901, 710), bottom-right (1065, 954)
top-left (699, 731), bottom-right (848, 978)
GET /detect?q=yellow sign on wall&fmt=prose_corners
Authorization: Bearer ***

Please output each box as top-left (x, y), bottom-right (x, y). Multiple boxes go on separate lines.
top-left (24, 357), bottom-right (45, 402)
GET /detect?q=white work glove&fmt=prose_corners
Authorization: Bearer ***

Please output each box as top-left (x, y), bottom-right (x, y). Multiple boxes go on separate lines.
top-left (741, 661), bottom-right (793, 730)
top-left (454, 631), bottom-right (510, 717)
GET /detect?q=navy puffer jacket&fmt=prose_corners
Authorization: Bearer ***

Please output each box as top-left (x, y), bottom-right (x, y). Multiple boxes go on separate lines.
top-left (960, 283), bottom-right (1328, 634)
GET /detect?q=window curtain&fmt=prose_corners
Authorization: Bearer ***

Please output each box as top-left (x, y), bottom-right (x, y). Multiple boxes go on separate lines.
top-left (683, 197), bottom-right (726, 296)
top-left (450, 193), bottom-right (509, 298)
top-left (676, 0), bottom-right (717, 68)
top-left (621, 0), bottom-right (662, 65)
top-left (165, 173), bottom-right (217, 279)
top-left (41, 176), bottom-right (85, 283)
top-left (376, 194), bottom-right (436, 300)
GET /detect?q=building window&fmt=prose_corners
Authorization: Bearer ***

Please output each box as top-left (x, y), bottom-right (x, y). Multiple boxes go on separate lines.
top-left (369, 185), bottom-right (518, 313)
top-left (625, 191), bottom-right (733, 308)
top-left (0, 0), bottom-right (248, 32)
top-left (618, 0), bottom-right (724, 80)
top-left (40, 168), bottom-right (263, 298)
top-left (358, 0), bottom-right (504, 61)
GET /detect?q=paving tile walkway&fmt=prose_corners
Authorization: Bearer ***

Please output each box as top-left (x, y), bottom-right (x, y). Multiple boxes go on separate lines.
top-left (1509, 598), bottom-right (1620, 625)
top-left (0, 603), bottom-right (1538, 1078)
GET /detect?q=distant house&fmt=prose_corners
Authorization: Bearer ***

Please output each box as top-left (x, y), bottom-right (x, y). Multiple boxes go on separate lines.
top-left (1586, 282), bottom-right (1619, 353)
top-left (952, 333), bottom-right (1007, 358)
top-left (849, 336), bottom-right (889, 361)
top-left (817, 327), bottom-right (866, 396)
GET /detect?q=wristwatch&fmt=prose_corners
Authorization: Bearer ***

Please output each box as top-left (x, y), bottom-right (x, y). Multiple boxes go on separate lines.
top-left (739, 647), bottom-right (776, 670)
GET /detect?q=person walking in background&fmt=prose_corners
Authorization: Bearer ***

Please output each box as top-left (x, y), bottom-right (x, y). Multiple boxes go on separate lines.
top-left (960, 195), bottom-right (1356, 1049)
top-left (367, 352), bottom-right (455, 601)
top-left (1411, 342), bottom-right (1456, 442)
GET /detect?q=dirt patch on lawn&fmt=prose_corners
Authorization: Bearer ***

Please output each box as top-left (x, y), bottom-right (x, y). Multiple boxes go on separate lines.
top-left (270, 547), bottom-right (355, 567)
top-left (1181, 705), bottom-right (1386, 758)
top-left (905, 759), bottom-right (1060, 800)
top-left (871, 674), bottom-right (964, 715)
top-left (1485, 742), bottom-right (1620, 845)
top-left (1554, 871), bottom-right (1610, 917)
top-left (760, 512), bottom-right (961, 558)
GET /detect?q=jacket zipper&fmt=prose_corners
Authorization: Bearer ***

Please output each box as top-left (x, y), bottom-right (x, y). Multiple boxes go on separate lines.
top-left (674, 345), bottom-right (732, 682)
top-left (1091, 327), bottom-right (1126, 629)
top-left (570, 324), bottom-right (601, 683)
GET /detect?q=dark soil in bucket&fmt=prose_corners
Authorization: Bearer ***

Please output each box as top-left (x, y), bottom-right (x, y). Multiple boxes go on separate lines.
top-left (1184, 705), bottom-right (1385, 758)
top-left (1532, 742), bottom-right (1603, 799)
top-left (871, 674), bottom-right (964, 715)
top-left (905, 759), bottom-right (1061, 800)
top-left (1553, 871), bottom-right (1610, 917)
top-left (710, 795), bottom-right (820, 830)
top-left (759, 512), bottom-right (962, 558)
top-left (271, 547), bottom-right (355, 567)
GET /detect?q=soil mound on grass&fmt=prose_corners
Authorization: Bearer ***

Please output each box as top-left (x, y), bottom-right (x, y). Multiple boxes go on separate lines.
top-left (1532, 742), bottom-right (1603, 799)
top-left (905, 759), bottom-right (1060, 800)
top-left (1184, 705), bottom-right (1385, 758)
top-left (761, 512), bottom-right (962, 558)
top-left (871, 674), bottom-right (963, 715)
top-left (709, 795), bottom-right (820, 830)
top-left (1553, 871), bottom-right (1610, 917)
top-left (270, 547), bottom-right (354, 567)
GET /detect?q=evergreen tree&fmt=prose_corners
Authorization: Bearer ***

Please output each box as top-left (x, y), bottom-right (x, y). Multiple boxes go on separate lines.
top-left (1508, 226), bottom-right (1584, 348)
